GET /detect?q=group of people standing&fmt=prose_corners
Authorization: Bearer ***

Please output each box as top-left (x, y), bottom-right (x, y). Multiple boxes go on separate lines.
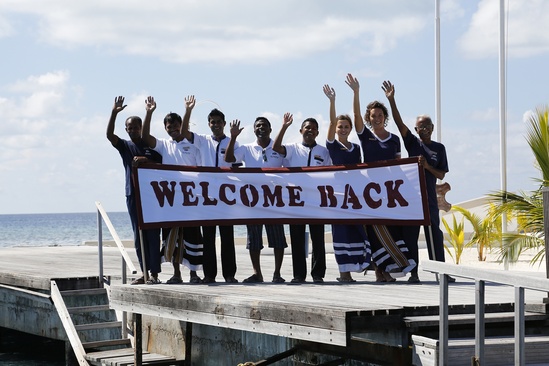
top-left (107, 73), bottom-right (450, 286)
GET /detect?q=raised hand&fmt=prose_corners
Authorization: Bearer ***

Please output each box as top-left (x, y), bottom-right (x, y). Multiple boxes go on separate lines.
top-left (229, 120), bottom-right (243, 137)
top-left (113, 96), bottom-right (127, 113)
top-left (323, 84), bottom-right (335, 101)
top-left (345, 73), bottom-right (360, 91)
top-left (382, 80), bottom-right (394, 100)
top-left (282, 112), bottom-right (293, 128)
top-left (184, 95), bottom-right (196, 110)
top-left (145, 96), bottom-right (156, 113)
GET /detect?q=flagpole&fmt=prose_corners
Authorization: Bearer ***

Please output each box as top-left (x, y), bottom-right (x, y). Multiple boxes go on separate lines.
top-left (434, 0), bottom-right (441, 142)
top-left (499, 0), bottom-right (508, 268)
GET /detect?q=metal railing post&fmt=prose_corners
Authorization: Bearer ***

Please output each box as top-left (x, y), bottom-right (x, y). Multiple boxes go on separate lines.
top-left (474, 280), bottom-right (485, 364)
top-left (542, 187), bottom-right (549, 303)
top-left (515, 286), bottom-right (525, 366)
top-left (97, 208), bottom-right (104, 285)
top-left (439, 273), bottom-right (449, 366)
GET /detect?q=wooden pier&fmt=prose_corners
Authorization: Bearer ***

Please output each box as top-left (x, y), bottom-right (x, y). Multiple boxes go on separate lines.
top-left (1, 244), bottom-right (548, 365)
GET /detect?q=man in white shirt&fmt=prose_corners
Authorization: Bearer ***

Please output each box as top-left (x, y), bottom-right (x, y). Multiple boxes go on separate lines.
top-left (224, 117), bottom-right (287, 284)
top-left (180, 95), bottom-right (239, 283)
top-left (141, 96), bottom-right (203, 284)
top-left (273, 114), bottom-right (332, 283)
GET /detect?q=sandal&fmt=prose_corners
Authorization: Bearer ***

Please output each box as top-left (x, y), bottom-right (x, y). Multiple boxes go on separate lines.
top-left (272, 275), bottom-right (286, 283)
top-left (146, 277), bottom-right (161, 285)
top-left (131, 276), bottom-right (145, 285)
top-left (336, 277), bottom-right (356, 283)
top-left (243, 274), bottom-right (264, 283)
top-left (166, 276), bottom-right (183, 285)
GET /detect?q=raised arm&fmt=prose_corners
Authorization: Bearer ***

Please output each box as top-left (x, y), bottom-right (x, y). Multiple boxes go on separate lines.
top-left (224, 120), bottom-right (243, 163)
top-left (272, 113), bottom-right (293, 155)
top-left (382, 80), bottom-right (410, 139)
top-left (345, 73), bottom-right (364, 134)
top-left (106, 96), bottom-right (126, 146)
top-left (323, 84), bottom-right (337, 142)
top-left (141, 96), bottom-right (157, 148)
top-left (180, 95), bottom-right (195, 140)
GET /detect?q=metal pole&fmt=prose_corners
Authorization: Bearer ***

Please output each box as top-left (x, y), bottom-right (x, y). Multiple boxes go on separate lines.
top-left (514, 286), bottom-right (525, 365)
top-left (427, 225), bottom-right (440, 282)
top-left (499, 0), bottom-right (509, 271)
top-left (434, 0), bottom-right (442, 142)
top-left (439, 274), bottom-right (449, 366)
top-left (97, 209), bottom-right (104, 285)
top-left (474, 280), bottom-right (485, 364)
top-left (543, 187), bottom-right (549, 303)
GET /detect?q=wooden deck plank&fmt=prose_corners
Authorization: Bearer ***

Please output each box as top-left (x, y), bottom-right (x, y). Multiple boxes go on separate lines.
top-left (1, 245), bottom-right (547, 349)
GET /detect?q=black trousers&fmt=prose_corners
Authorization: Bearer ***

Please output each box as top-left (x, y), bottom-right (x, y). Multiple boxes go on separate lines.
top-left (202, 225), bottom-right (237, 280)
top-left (289, 224), bottom-right (326, 280)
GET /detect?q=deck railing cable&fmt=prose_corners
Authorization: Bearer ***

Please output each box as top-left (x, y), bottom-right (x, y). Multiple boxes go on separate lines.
top-left (423, 260), bottom-right (549, 366)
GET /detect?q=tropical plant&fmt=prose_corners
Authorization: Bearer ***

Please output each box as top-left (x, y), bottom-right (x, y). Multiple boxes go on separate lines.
top-left (488, 190), bottom-right (545, 264)
top-left (451, 204), bottom-right (502, 261)
top-left (441, 213), bottom-right (471, 264)
top-left (488, 105), bottom-right (549, 265)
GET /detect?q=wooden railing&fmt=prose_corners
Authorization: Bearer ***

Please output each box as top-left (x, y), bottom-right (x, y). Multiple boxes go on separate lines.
top-left (422, 260), bottom-right (549, 366)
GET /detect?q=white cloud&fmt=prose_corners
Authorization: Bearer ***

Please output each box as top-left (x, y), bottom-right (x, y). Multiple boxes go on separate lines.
top-left (458, 0), bottom-right (549, 59)
top-left (0, 1), bottom-right (428, 64)
top-left (469, 107), bottom-right (499, 122)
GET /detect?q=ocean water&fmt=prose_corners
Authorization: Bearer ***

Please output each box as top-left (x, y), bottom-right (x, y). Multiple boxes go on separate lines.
top-left (0, 212), bottom-right (254, 248)
top-left (0, 212), bottom-right (309, 364)
top-left (0, 211), bottom-right (135, 248)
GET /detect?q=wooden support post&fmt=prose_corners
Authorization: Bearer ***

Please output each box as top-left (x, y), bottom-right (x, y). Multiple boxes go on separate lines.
top-left (184, 321), bottom-right (192, 366)
top-left (134, 313), bottom-right (143, 366)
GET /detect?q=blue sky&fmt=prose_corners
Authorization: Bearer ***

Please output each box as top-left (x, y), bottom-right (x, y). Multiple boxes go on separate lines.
top-left (1, 0), bottom-right (548, 214)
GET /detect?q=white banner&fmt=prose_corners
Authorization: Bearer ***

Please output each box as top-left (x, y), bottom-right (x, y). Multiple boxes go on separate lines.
top-left (134, 158), bottom-right (429, 228)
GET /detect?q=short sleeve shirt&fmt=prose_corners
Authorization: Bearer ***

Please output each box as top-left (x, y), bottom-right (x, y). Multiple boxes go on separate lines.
top-left (326, 140), bottom-right (361, 165)
top-left (357, 127), bottom-right (401, 163)
top-left (153, 138), bottom-right (201, 166)
top-left (193, 133), bottom-right (240, 168)
top-left (404, 133), bottom-right (449, 209)
top-left (114, 138), bottom-right (162, 196)
top-left (282, 142), bottom-right (332, 167)
top-left (233, 139), bottom-right (284, 168)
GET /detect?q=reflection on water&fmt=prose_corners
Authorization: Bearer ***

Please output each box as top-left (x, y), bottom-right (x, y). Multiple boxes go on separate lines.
top-left (0, 328), bottom-right (64, 366)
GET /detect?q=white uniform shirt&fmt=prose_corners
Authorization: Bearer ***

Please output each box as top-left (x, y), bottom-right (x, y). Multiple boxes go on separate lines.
top-left (193, 133), bottom-right (239, 168)
top-left (153, 138), bottom-right (201, 166)
top-left (283, 142), bottom-right (332, 167)
top-left (233, 139), bottom-right (284, 168)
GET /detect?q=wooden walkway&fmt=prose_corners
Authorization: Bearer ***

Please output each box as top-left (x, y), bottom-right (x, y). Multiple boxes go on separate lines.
top-left (1, 245), bottom-right (548, 364)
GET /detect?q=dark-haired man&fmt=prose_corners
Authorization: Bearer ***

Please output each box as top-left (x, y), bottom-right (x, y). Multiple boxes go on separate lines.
top-left (273, 114), bottom-right (332, 283)
top-left (106, 96), bottom-right (162, 285)
top-left (224, 117), bottom-right (287, 284)
top-left (141, 96), bottom-right (203, 284)
top-left (180, 96), bottom-right (239, 283)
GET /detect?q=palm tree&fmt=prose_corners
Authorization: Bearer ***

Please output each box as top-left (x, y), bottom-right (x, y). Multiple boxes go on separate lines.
top-left (451, 205), bottom-right (502, 261)
top-left (489, 105), bottom-right (549, 265)
top-left (441, 213), bottom-right (470, 264)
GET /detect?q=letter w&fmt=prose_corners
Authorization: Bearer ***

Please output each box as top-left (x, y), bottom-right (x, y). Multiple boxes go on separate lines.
top-left (150, 181), bottom-right (177, 207)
